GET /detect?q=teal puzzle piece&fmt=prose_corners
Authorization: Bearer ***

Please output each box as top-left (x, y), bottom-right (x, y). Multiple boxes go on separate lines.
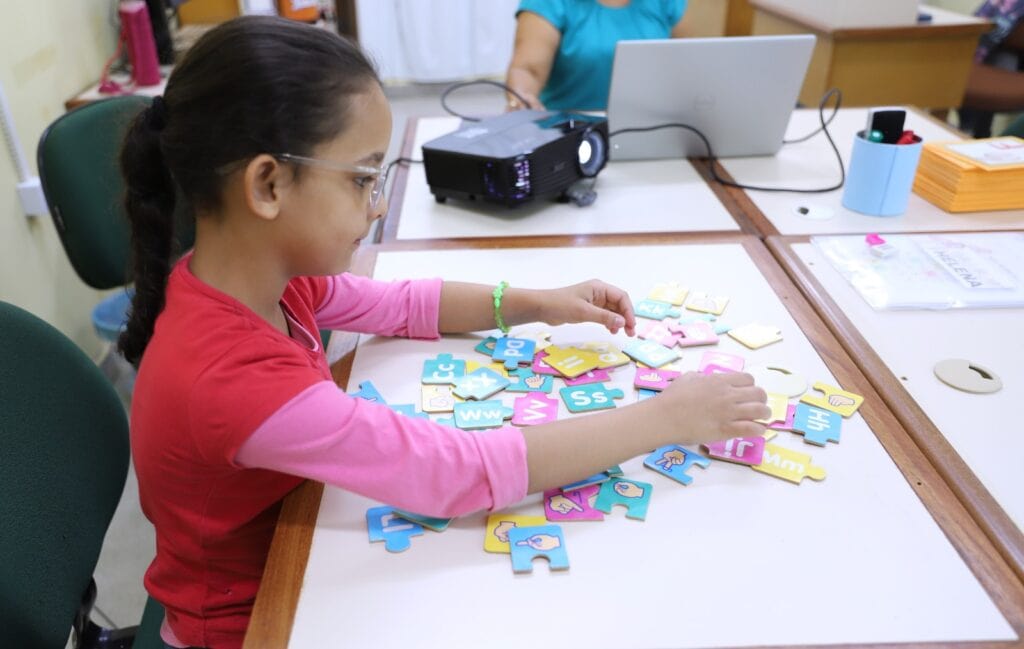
top-left (506, 367), bottom-right (554, 393)
top-left (453, 367), bottom-right (510, 400)
top-left (560, 465), bottom-right (622, 492)
top-left (392, 509), bottom-right (452, 532)
top-left (492, 336), bottom-right (536, 371)
top-left (388, 404), bottom-right (430, 420)
top-left (453, 399), bottom-right (514, 430)
top-left (559, 383), bottom-right (624, 413)
top-left (474, 336), bottom-right (498, 356)
top-left (348, 380), bottom-right (386, 404)
top-left (508, 524), bottom-right (569, 573)
top-left (644, 445), bottom-right (711, 485)
top-left (422, 353), bottom-right (466, 385)
top-left (623, 339), bottom-right (681, 368)
top-left (594, 478), bottom-right (653, 520)
top-left (635, 299), bottom-right (683, 320)
top-left (366, 506), bottom-right (424, 552)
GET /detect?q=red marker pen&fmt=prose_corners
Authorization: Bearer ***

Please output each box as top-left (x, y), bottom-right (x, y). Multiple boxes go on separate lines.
top-left (896, 130), bottom-right (917, 145)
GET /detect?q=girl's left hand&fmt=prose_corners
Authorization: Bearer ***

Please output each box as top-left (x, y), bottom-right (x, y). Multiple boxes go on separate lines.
top-left (540, 280), bottom-right (636, 336)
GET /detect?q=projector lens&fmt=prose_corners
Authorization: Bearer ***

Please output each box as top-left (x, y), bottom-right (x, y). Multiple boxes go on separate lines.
top-left (577, 129), bottom-right (607, 177)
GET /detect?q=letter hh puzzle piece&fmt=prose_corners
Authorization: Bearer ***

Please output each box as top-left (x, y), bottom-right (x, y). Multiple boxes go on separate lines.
top-left (698, 351), bottom-right (745, 373)
top-left (595, 478), bottom-right (653, 520)
top-left (559, 383), bottom-right (625, 413)
top-left (727, 323), bottom-right (783, 350)
top-left (367, 506), bottom-right (424, 552)
top-left (800, 382), bottom-right (864, 418)
top-left (792, 403), bottom-right (842, 445)
top-left (756, 393), bottom-right (790, 425)
top-left (648, 281), bottom-right (689, 305)
top-left (544, 484), bottom-right (604, 522)
top-left (634, 367), bottom-right (680, 391)
top-left (685, 291), bottom-right (729, 315)
top-left (492, 336), bottom-right (537, 371)
top-left (484, 514), bottom-right (547, 553)
top-left (509, 524), bottom-right (569, 574)
top-left (635, 299), bottom-right (683, 321)
top-left (422, 352), bottom-right (466, 385)
top-left (638, 319), bottom-right (682, 348)
top-left (644, 445), bottom-right (711, 485)
top-left (392, 509), bottom-right (452, 532)
top-left (702, 436), bottom-right (765, 466)
top-left (388, 404), bottom-right (430, 420)
top-left (453, 399), bottom-right (514, 430)
top-left (747, 364), bottom-right (807, 397)
top-left (542, 346), bottom-right (602, 379)
top-left (511, 393), bottom-right (559, 426)
top-left (623, 339), bottom-right (681, 369)
top-left (421, 385), bottom-right (457, 413)
top-left (672, 321), bottom-right (719, 348)
top-left (752, 443), bottom-right (826, 484)
top-left (349, 380), bottom-right (387, 404)
top-left (453, 366), bottom-right (510, 400)
top-left (563, 368), bottom-right (611, 386)
top-left (531, 350), bottom-right (562, 376)
top-left (580, 341), bottom-right (632, 369)
top-left (506, 367), bottom-right (554, 393)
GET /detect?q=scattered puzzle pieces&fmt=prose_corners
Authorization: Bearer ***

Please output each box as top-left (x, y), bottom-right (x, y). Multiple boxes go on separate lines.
top-left (686, 291), bottom-right (729, 315)
top-left (728, 323), bottom-right (783, 349)
top-left (421, 384), bottom-right (457, 413)
top-left (634, 299), bottom-right (683, 321)
top-left (594, 478), bottom-right (653, 520)
top-left (800, 382), bottom-right (864, 418)
top-left (349, 380), bottom-right (387, 404)
top-left (634, 367), bottom-right (680, 391)
top-left (752, 443), bottom-right (826, 484)
top-left (453, 399), bottom-right (514, 430)
top-left (542, 346), bottom-right (602, 378)
top-left (492, 336), bottom-right (536, 371)
top-left (648, 281), bottom-right (689, 305)
top-left (452, 366), bottom-right (509, 400)
top-left (559, 383), bottom-right (625, 413)
top-left (506, 367), bottom-right (554, 393)
top-left (531, 350), bottom-right (561, 376)
top-left (638, 319), bottom-right (682, 348)
top-left (509, 524), bottom-right (569, 574)
top-left (623, 339), bottom-right (681, 368)
top-left (367, 506), bottom-right (424, 552)
top-left (511, 393), bottom-right (560, 426)
top-left (673, 321), bottom-right (719, 347)
top-left (484, 514), bottom-right (547, 553)
top-left (543, 485), bottom-right (604, 522)
top-left (644, 445), bottom-right (711, 485)
top-left (702, 436), bottom-right (765, 466)
top-left (792, 403), bottom-right (842, 445)
top-left (422, 353), bottom-right (466, 385)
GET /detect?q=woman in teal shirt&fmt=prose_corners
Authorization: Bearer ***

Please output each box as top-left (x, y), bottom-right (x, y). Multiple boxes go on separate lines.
top-left (506, 0), bottom-right (689, 112)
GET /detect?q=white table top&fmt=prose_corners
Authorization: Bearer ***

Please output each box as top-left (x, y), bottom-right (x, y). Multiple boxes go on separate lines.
top-left (719, 108), bottom-right (1024, 235)
top-left (287, 243), bottom-right (1013, 649)
top-left (388, 117), bottom-right (740, 240)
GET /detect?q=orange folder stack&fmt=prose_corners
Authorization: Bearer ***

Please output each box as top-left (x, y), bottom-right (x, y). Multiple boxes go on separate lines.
top-left (912, 136), bottom-right (1024, 212)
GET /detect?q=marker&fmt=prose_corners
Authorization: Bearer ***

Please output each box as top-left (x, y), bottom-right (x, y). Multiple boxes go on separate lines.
top-left (866, 130), bottom-right (884, 143)
top-left (896, 130), bottom-right (917, 145)
top-left (865, 233), bottom-right (897, 258)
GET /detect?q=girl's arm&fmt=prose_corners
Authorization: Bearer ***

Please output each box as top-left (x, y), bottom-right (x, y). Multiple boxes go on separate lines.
top-left (505, 11), bottom-right (560, 110)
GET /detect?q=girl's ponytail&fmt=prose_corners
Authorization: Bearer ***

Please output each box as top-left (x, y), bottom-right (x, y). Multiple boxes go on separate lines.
top-left (118, 97), bottom-right (177, 367)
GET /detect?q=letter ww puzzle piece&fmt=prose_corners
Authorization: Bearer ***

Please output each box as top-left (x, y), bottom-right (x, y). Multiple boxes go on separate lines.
top-left (746, 364), bottom-right (807, 397)
top-left (422, 353), bottom-right (466, 385)
top-left (388, 404), bottom-right (430, 420)
top-left (685, 291), bottom-right (729, 315)
top-left (769, 404), bottom-right (797, 431)
top-left (531, 350), bottom-right (562, 376)
top-left (563, 368), bottom-right (611, 386)
top-left (634, 367), bottom-right (680, 391)
top-left (752, 443), bottom-right (826, 484)
top-left (509, 328), bottom-right (553, 351)
top-left (648, 281), bottom-right (689, 305)
top-left (635, 299), bottom-right (683, 321)
top-left (511, 393), bottom-right (559, 426)
top-left (595, 478), bottom-right (653, 520)
top-left (454, 399), bottom-right (514, 430)
top-left (543, 484), bottom-right (604, 522)
top-left (672, 321), bottom-right (719, 348)
top-left (644, 445), bottom-right (711, 485)
top-left (623, 339), bottom-right (681, 368)
top-left (453, 366), bottom-right (509, 400)
top-left (542, 346), bottom-right (602, 378)
top-left (392, 509), bottom-right (452, 532)
top-left (559, 383), bottom-right (625, 413)
top-left (728, 323), bottom-right (783, 350)
top-left (580, 341), bottom-right (632, 369)
top-left (422, 385), bottom-right (457, 413)
top-left (561, 466), bottom-right (622, 492)
top-left (756, 393), bottom-right (790, 425)
top-left (509, 524), bottom-right (569, 574)
top-left (703, 436), bottom-right (765, 466)
top-left (506, 367), bottom-right (554, 393)
top-left (349, 380), bottom-right (387, 404)
top-left (698, 351), bottom-right (745, 373)
top-left (492, 336), bottom-right (537, 371)
top-left (800, 382), bottom-right (864, 418)
top-left (484, 514), bottom-right (546, 553)
top-left (792, 403), bottom-right (842, 445)
top-left (367, 506), bottom-right (424, 552)
top-left (638, 319), bottom-right (682, 348)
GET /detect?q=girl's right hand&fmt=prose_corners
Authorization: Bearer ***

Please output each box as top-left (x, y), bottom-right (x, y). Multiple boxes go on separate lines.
top-left (653, 372), bottom-right (770, 445)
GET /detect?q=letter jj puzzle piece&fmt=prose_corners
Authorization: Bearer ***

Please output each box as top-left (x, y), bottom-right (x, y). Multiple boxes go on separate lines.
top-left (702, 436), bottom-right (765, 466)
top-left (800, 382), bottom-right (864, 418)
top-left (509, 524), bottom-right (569, 574)
top-left (623, 339), bottom-right (681, 369)
top-left (453, 399), bottom-right (514, 430)
top-left (422, 353), bottom-right (466, 385)
top-left (511, 393), bottom-right (559, 426)
top-left (492, 336), bottom-right (537, 370)
top-left (367, 506), bottom-right (424, 552)
top-left (595, 478), bottom-right (653, 520)
top-left (752, 443), bottom-right (826, 484)
top-left (728, 323), bottom-right (783, 350)
top-left (484, 514), bottom-right (547, 553)
top-left (644, 445), bottom-right (711, 485)
top-left (792, 403), bottom-right (842, 445)
top-left (559, 383), bottom-right (625, 413)
top-left (544, 484), bottom-right (604, 521)
top-left (453, 366), bottom-right (510, 400)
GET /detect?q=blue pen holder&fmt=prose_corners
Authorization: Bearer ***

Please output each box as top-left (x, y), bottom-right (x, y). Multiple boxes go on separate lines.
top-left (841, 130), bottom-right (923, 217)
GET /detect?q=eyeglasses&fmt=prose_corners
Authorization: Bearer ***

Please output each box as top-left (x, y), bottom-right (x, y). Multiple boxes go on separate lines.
top-left (275, 153), bottom-right (389, 209)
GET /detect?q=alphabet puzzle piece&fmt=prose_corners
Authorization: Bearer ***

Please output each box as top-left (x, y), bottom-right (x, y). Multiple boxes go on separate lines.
top-left (800, 382), bottom-right (864, 418)
top-left (701, 364), bottom-right (738, 376)
top-left (388, 404), bottom-right (430, 420)
top-left (644, 445), bottom-right (711, 485)
top-left (563, 368), bottom-right (611, 386)
top-left (453, 399), bottom-right (514, 430)
top-left (474, 336), bottom-right (497, 356)
top-left (509, 525), bottom-right (569, 574)
top-left (531, 350), bottom-right (562, 376)
top-left (452, 366), bottom-right (510, 400)
top-left (634, 367), bottom-right (680, 391)
top-left (559, 383), bottom-right (625, 413)
top-left (579, 341), bottom-right (632, 369)
top-left (752, 443), bottom-right (826, 484)
top-left (511, 393), bottom-right (559, 426)
top-left (648, 281), bottom-right (689, 305)
top-left (623, 339), bottom-right (681, 369)
top-left (434, 416), bottom-right (456, 427)
top-left (747, 364), bottom-right (807, 397)
top-left (756, 393), bottom-right (790, 425)
top-left (543, 484), bottom-right (604, 522)
top-left (422, 352), bottom-right (466, 385)
top-left (560, 465), bottom-right (622, 492)
top-left (392, 509), bottom-right (452, 532)
top-left (635, 299), bottom-right (683, 321)
top-left (672, 321), bottom-right (719, 347)
top-left (484, 514), bottom-right (546, 553)
top-left (638, 319), bottom-right (682, 348)
top-left (465, 359), bottom-right (510, 378)
top-left (792, 403), bottom-right (842, 445)
top-left (367, 506), bottom-right (424, 552)
top-left (421, 385), bottom-right (457, 413)
top-left (349, 380), bottom-right (387, 404)
top-left (506, 367), bottom-right (554, 393)
top-left (702, 436), bottom-right (765, 466)
top-left (492, 336), bottom-right (536, 371)
top-left (594, 478), bottom-right (653, 520)
top-left (769, 404), bottom-right (798, 431)
top-left (637, 388), bottom-right (659, 401)
top-left (698, 351), bottom-right (745, 373)
top-left (685, 291), bottom-right (729, 315)
top-left (509, 328), bottom-right (554, 351)
top-left (542, 346), bottom-right (602, 379)
top-left (728, 323), bottom-right (783, 349)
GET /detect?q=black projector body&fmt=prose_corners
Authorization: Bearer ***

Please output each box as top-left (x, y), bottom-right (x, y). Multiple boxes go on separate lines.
top-left (421, 110), bottom-right (609, 208)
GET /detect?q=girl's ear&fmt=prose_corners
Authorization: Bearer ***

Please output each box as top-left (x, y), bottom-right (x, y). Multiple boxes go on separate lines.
top-left (243, 154), bottom-right (289, 221)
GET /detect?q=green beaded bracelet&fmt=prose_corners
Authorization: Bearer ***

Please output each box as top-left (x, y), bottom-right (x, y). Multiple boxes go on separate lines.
top-left (492, 281), bottom-right (510, 334)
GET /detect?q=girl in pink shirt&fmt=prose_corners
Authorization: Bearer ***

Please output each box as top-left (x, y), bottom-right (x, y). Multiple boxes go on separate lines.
top-left (120, 16), bottom-right (768, 649)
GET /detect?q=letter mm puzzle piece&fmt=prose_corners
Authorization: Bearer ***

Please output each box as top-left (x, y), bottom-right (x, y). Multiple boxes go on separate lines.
top-left (422, 353), bottom-right (466, 385)
top-left (452, 366), bottom-right (510, 400)
top-left (800, 382), bottom-right (865, 418)
top-left (595, 478), bottom-right (654, 520)
top-left (752, 443), bottom-right (826, 484)
top-left (511, 393), bottom-right (559, 426)
top-left (703, 436), bottom-right (766, 466)
top-left (543, 484), bottom-right (604, 521)
top-left (509, 524), bottom-right (569, 574)
top-left (559, 383), bottom-right (625, 413)
top-left (644, 445), bottom-right (711, 485)
top-left (792, 403), bottom-right (842, 445)
top-left (623, 339), bottom-right (681, 369)
top-left (634, 299), bottom-right (683, 321)
top-left (484, 514), bottom-right (547, 553)
top-left (367, 506), bottom-right (424, 552)
top-left (492, 336), bottom-right (537, 371)
top-left (453, 399), bottom-right (514, 430)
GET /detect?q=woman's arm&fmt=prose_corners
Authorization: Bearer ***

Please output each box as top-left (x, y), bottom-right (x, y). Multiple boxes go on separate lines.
top-left (505, 11), bottom-right (561, 110)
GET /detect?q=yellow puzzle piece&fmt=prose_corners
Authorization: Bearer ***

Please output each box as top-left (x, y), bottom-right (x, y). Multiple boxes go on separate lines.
top-left (541, 346), bottom-right (602, 378)
top-left (752, 443), bottom-right (826, 484)
top-left (727, 323), bottom-right (783, 349)
top-left (421, 385), bottom-right (456, 413)
top-left (756, 393), bottom-right (789, 425)
top-left (484, 514), bottom-right (547, 554)
top-left (648, 281), bottom-right (689, 305)
top-left (685, 291), bottom-right (729, 315)
top-left (800, 381), bottom-right (864, 418)
top-left (580, 341), bottom-right (631, 369)
top-left (509, 328), bottom-right (554, 351)
top-left (466, 360), bottom-right (509, 378)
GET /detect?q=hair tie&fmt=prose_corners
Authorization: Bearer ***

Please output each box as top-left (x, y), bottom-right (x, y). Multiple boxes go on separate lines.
top-left (146, 96), bottom-right (169, 132)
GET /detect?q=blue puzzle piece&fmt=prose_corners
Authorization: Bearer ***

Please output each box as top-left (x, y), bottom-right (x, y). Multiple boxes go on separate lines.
top-left (793, 403), bottom-right (842, 446)
top-left (422, 353), bottom-right (466, 385)
top-left (453, 399), bottom-right (514, 430)
top-left (676, 313), bottom-right (717, 325)
top-left (435, 416), bottom-right (457, 427)
top-left (453, 367), bottom-right (510, 400)
top-left (713, 322), bottom-right (732, 335)
top-left (366, 506), bottom-right (424, 552)
top-left (506, 367), bottom-right (554, 393)
top-left (560, 467), bottom-right (617, 492)
top-left (637, 388), bottom-right (659, 402)
top-left (388, 404), bottom-right (430, 419)
top-left (508, 524), bottom-right (569, 573)
top-left (348, 380), bottom-right (386, 404)
top-left (559, 383), bottom-right (624, 413)
top-left (475, 336), bottom-right (498, 356)
top-left (644, 445), bottom-right (711, 485)
top-left (492, 336), bottom-right (536, 370)
top-left (392, 509), bottom-right (452, 532)
top-left (594, 478), bottom-right (653, 520)
top-left (635, 299), bottom-right (683, 320)
top-left (623, 339), bottom-right (681, 369)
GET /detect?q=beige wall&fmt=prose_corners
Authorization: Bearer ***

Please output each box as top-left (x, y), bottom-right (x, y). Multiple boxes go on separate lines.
top-left (1, 0), bottom-right (118, 357)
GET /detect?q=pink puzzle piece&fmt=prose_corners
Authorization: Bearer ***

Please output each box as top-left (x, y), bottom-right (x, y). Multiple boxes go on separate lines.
top-left (703, 436), bottom-right (766, 466)
top-left (698, 351), bottom-right (745, 373)
top-left (512, 393), bottom-right (559, 426)
top-left (634, 367), bottom-right (681, 391)
top-left (673, 321), bottom-right (719, 348)
top-left (768, 404), bottom-right (798, 431)
top-left (701, 364), bottom-right (738, 376)
top-left (638, 320), bottom-right (682, 348)
top-left (531, 351), bottom-right (561, 377)
top-left (563, 368), bottom-right (611, 386)
top-left (543, 484), bottom-right (604, 522)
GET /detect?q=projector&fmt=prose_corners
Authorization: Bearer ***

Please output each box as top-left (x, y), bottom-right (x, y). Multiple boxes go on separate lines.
top-left (421, 110), bottom-right (609, 208)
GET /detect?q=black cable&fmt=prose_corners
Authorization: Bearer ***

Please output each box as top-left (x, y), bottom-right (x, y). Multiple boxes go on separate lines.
top-left (608, 88), bottom-right (845, 194)
top-left (440, 80), bottom-right (531, 122)
top-left (783, 88), bottom-right (842, 144)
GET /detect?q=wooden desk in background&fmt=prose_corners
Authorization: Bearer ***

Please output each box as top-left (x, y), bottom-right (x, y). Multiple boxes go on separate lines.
top-left (749, 2), bottom-right (990, 109)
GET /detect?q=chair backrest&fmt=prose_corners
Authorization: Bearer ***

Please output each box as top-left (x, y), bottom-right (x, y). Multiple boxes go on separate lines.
top-left (0, 301), bottom-right (130, 648)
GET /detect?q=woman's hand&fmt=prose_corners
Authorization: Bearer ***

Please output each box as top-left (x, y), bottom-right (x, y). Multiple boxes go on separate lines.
top-left (537, 280), bottom-right (636, 336)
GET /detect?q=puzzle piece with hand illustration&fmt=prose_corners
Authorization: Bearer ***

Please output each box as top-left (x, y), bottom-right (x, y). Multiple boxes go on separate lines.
top-left (728, 323), bottom-right (783, 349)
top-left (800, 382), bottom-right (864, 417)
top-left (509, 525), bottom-right (569, 574)
top-left (635, 299), bottom-right (683, 321)
top-left (769, 404), bottom-right (797, 431)
top-left (543, 484), bottom-right (604, 522)
top-left (509, 328), bottom-right (553, 351)
top-left (686, 291), bottom-right (729, 315)
top-left (367, 506), bottom-right (424, 552)
top-left (634, 367), bottom-right (680, 391)
top-left (453, 399), bottom-right (514, 430)
top-left (672, 320), bottom-right (719, 347)
top-left (511, 393), bottom-right (559, 426)
top-left (644, 445), bottom-right (711, 485)
top-left (623, 339), bottom-right (681, 368)
top-left (756, 393), bottom-right (790, 425)
top-left (752, 443), bottom-right (826, 484)
top-left (422, 353), bottom-right (466, 385)
top-left (648, 281), bottom-right (689, 305)
top-left (388, 404), bottom-right (430, 420)
top-left (453, 366), bottom-right (510, 400)
top-left (579, 341), bottom-right (632, 369)
top-left (560, 466), bottom-right (622, 492)
top-left (492, 336), bottom-right (536, 370)
top-left (702, 436), bottom-right (765, 466)
top-left (349, 380), bottom-right (387, 404)
top-left (484, 514), bottom-right (547, 553)
top-left (421, 385), bottom-right (457, 413)
top-left (638, 319), bottom-right (682, 348)
top-left (792, 403), bottom-right (842, 445)
top-left (560, 383), bottom-right (624, 413)
top-left (698, 351), bottom-right (745, 373)
top-left (531, 350), bottom-right (562, 376)
top-left (392, 509), bottom-right (452, 532)
top-left (594, 478), bottom-right (653, 520)
top-left (542, 346), bottom-right (602, 378)
top-left (747, 364), bottom-right (807, 397)
top-left (506, 367), bottom-right (554, 393)
top-left (474, 336), bottom-right (497, 356)
top-left (563, 368), bottom-right (611, 386)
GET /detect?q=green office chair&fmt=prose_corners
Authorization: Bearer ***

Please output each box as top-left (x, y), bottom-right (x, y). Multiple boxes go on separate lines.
top-left (0, 300), bottom-right (163, 648)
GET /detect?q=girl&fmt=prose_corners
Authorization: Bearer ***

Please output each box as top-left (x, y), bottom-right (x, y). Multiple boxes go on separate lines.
top-left (121, 16), bottom-right (768, 649)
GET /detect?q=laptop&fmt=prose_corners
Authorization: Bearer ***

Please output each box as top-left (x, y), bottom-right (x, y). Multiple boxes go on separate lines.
top-left (607, 35), bottom-right (816, 160)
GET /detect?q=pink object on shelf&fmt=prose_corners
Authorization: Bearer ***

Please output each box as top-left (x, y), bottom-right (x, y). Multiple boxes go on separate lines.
top-left (119, 1), bottom-right (161, 87)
